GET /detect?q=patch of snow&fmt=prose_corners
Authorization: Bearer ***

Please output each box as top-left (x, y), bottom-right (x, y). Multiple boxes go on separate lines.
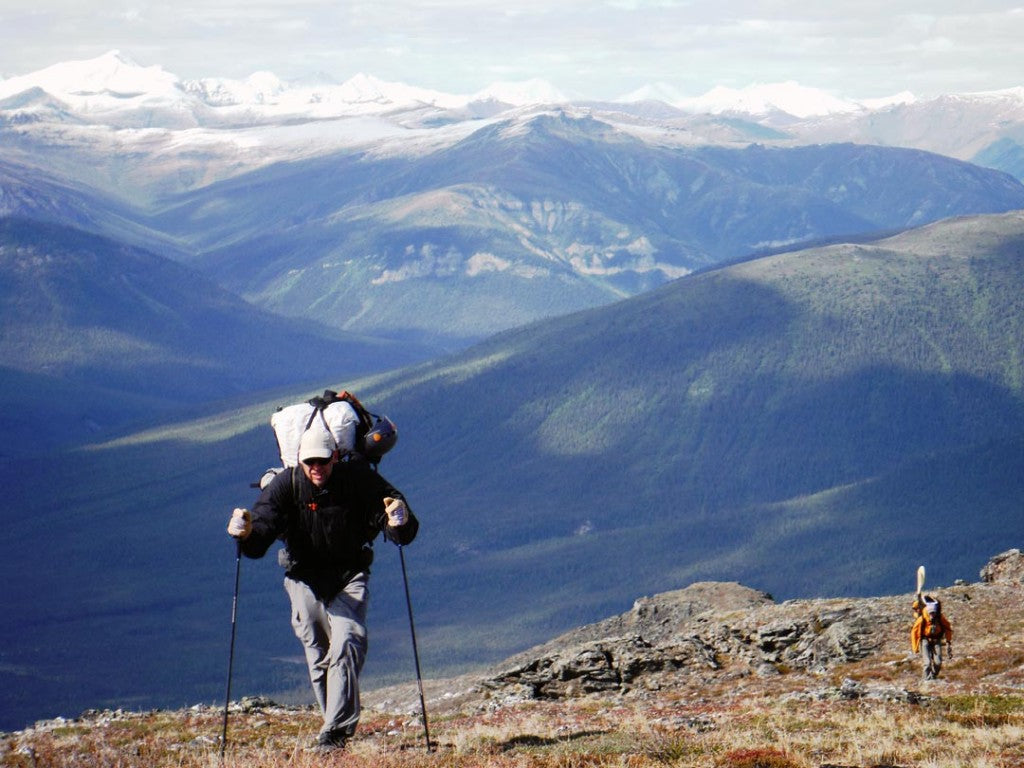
top-left (678, 81), bottom-right (862, 118)
top-left (465, 252), bottom-right (510, 276)
top-left (958, 85), bottom-right (1024, 104)
top-left (471, 78), bottom-right (567, 106)
top-left (857, 91), bottom-right (917, 110)
top-left (615, 82), bottom-right (685, 104)
top-left (0, 50), bottom-right (189, 113)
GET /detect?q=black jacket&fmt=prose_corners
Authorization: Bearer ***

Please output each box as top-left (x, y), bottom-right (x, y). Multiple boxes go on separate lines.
top-left (241, 460), bottom-right (418, 600)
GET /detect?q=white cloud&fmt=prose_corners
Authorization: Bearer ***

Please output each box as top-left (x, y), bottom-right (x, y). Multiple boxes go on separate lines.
top-left (1, 1), bottom-right (1023, 100)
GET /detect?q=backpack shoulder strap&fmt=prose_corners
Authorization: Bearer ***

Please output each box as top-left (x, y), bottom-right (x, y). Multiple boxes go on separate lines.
top-left (301, 392), bottom-right (342, 452)
top-left (291, 465), bottom-right (302, 508)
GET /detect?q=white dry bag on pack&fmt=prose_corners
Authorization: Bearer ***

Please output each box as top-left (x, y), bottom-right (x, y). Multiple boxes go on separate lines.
top-left (254, 389), bottom-right (397, 489)
top-left (271, 399), bottom-right (360, 468)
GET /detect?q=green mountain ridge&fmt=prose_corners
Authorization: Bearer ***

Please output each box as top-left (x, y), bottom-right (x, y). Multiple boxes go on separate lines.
top-left (1, 210), bottom-right (1022, 731)
top-left (0, 216), bottom-right (434, 453)
top-left (335, 209), bottom-right (1024, 650)
top-left (150, 115), bottom-right (1024, 343)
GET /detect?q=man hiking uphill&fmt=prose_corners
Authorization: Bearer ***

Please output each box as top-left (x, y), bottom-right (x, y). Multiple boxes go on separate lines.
top-left (227, 426), bottom-right (419, 752)
top-left (911, 594), bottom-right (953, 680)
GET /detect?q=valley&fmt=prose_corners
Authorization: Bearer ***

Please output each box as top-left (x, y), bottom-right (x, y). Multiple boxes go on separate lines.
top-left (1, 53), bottom-right (1022, 736)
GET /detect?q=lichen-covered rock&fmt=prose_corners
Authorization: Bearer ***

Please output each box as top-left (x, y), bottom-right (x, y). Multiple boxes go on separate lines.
top-left (366, 553), bottom-right (1024, 717)
top-left (480, 585), bottom-right (890, 700)
top-left (980, 549), bottom-right (1024, 585)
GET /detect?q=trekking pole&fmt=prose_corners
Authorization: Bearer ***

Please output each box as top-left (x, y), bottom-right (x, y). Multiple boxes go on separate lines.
top-left (220, 540), bottom-right (242, 758)
top-left (398, 544), bottom-right (432, 751)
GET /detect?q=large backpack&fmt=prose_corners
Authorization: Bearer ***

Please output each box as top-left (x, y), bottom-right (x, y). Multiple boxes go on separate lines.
top-left (255, 389), bottom-right (397, 488)
top-left (921, 596), bottom-right (946, 640)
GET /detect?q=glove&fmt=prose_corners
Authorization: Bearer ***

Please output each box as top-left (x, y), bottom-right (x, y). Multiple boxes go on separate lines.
top-left (947, 644), bottom-right (953, 659)
top-left (384, 497), bottom-right (408, 527)
top-left (227, 508), bottom-right (252, 539)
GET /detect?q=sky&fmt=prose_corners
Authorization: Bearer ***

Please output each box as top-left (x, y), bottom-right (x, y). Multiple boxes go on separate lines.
top-left (2, 1), bottom-right (1024, 101)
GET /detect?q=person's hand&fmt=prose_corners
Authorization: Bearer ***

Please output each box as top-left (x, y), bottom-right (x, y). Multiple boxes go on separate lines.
top-left (384, 497), bottom-right (408, 527)
top-left (947, 644), bottom-right (953, 659)
top-left (227, 508), bottom-right (252, 539)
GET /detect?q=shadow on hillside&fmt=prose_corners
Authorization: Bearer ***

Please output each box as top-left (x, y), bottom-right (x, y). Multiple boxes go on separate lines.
top-left (5, 261), bottom-right (1023, 732)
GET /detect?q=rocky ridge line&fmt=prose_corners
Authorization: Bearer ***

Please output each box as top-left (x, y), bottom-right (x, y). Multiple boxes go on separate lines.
top-left (367, 549), bottom-right (1024, 716)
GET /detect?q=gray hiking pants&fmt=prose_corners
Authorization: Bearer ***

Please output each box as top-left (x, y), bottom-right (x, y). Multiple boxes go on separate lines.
top-left (921, 638), bottom-right (943, 679)
top-left (284, 572), bottom-right (369, 739)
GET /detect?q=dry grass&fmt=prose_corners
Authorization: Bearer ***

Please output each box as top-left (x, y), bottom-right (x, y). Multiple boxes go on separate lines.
top-left (6, 581), bottom-right (1024, 768)
top-left (5, 687), bottom-right (1024, 768)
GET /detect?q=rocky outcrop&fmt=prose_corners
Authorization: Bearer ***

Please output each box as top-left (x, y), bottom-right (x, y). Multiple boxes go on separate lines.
top-left (979, 549), bottom-right (1024, 585)
top-left (481, 582), bottom-right (894, 701)
top-left (369, 550), bottom-right (1024, 716)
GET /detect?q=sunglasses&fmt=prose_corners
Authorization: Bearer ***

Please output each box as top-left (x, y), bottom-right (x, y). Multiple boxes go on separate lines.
top-left (303, 457), bottom-right (331, 467)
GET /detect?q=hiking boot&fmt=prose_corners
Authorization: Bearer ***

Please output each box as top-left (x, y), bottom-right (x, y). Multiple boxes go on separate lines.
top-left (313, 731), bottom-right (347, 752)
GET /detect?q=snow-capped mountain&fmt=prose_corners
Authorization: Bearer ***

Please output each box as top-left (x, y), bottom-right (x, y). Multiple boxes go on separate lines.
top-left (470, 77), bottom-right (568, 106)
top-left (614, 82), bottom-right (686, 105)
top-left (181, 69), bottom-right (467, 114)
top-left (3, 50), bottom-right (1022, 157)
top-left (0, 50), bottom-right (182, 104)
top-left (1, 49), bottom-right (1022, 211)
top-left (0, 50), bottom-right (469, 125)
top-left (675, 81), bottom-right (863, 118)
top-left (1, 53), bottom-right (800, 121)
top-left (2, 53), bottom-right (1018, 194)
top-left (2, 51), bottom-right (1024, 349)
top-left (0, 51), bottom-right (561, 122)
top-left (0, 49), bottom-right (980, 127)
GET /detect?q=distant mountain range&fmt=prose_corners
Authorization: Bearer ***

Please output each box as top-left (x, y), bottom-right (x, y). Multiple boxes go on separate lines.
top-left (2, 51), bottom-right (1022, 189)
top-left (159, 117), bottom-right (1024, 345)
top-left (3, 52), bottom-right (1024, 347)
top-left (3, 209), bottom-right (1021, 731)
top-left (2, 51), bottom-right (1023, 732)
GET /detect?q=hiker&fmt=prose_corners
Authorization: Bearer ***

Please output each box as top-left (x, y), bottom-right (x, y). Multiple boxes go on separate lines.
top-left (227, 426), bottom-right (419, 751)
top-left (910, 594), bottom-right (953, 680)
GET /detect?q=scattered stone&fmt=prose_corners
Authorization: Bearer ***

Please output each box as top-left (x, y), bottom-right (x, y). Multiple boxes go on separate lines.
top-left (238, 695), bottom-right (278, 713)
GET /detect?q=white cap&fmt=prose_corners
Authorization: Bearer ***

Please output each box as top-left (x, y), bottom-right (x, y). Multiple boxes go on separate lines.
top-left (298, 428), bottom-right (336, 463)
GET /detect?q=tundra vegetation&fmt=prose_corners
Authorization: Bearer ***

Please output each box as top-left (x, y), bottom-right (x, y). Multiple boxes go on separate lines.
top-left (5, 551), bottom-right (1024, 768)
